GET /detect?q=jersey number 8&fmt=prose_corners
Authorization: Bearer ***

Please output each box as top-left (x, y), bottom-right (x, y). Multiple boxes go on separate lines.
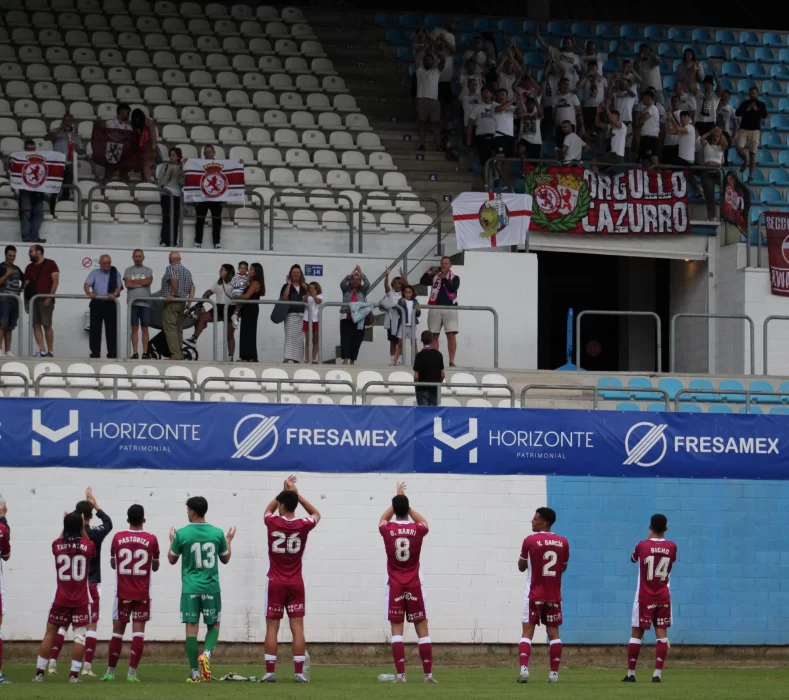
top-left (394, 537), bottom-right (410, 562)
top-left (57, 554), bottom-right (87, 582)
top-left (118, 548), bottom-right (149, 576)
top-left (272, 531), bottom-right (302, 554)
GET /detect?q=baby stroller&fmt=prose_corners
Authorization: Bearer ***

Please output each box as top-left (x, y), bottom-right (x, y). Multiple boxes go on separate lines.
top-left (144, 299), bottom-right (200, 360)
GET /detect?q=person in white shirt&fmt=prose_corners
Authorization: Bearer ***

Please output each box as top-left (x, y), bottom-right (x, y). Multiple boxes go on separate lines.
top-left (540, 58), bottom-right (563, 137)
top-left (517, 93), bottom-right (543, 160)
top-left (463, 36), bottom-right (492, 76)
top-left (661, 95), bottom-right (682, 164)
top-left (620, 59), bottom-right (642, 93)
top-left (699, 127), bottom-right (728, 220)
top-left (459, 78), bottom-right (481, 128)
top-left (559, 121), bottom-right (588, 163)
top-left (594, 102), bottom-right (626, 167)
top-left (413, 45), bottom-right (446, 152)
top-left (553, 77), bottom-right (584, 149)
top-left (637, 90), bottom-right (660, 165)
top-left (302, 280), bottom-right (323, 364)
top-left (577, 38), bottom-right (609, 77)
top-left (716, 90), bottom-right (737, 165)
top-left (493, 88), bottom-right (517, 189)
top-left (668, 82), bottom-right (697, 116)
top-left (666, 111), bottom-right (697, 166)
top-left (466, 87), bottom-right (497, 177)
top-left (429, 24), bottom-right (456, 111)
top-left (577, 61), bottom-right (608, 153)
top-left (496, 41), bottom-right (524, 101)
top-left (537, 31), bottom-right (582, 89)
top-left (612, 77), bottom-right (637, 159)
top-left (104, 102), bottom-right (133, 183)
top-left (635, 44), bottom-right (662, 106)
top-left (694, 75), bottom-right (722, 137)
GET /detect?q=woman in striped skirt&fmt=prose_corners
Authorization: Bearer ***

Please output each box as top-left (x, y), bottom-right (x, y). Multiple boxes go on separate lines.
top-left (280, 264), bottom-right (306, 362)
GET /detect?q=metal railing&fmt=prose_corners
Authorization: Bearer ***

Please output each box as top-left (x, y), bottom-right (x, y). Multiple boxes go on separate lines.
top-left (55, 183), bottom-right (83, 243)
top-left (127, 296), bottom-right (218, 361)
top-left (361, 381), bottom-right (515, 406)
top-left (520, 383), bottom-right (670, 411)
top-left (0, 371), bottom-right (32, 393)
top-left (199, 375), bottom-right (356, 402)
top-left (762, 315), bottom-right (789, 376)
top-left (673, 387), bottom-right (782, 413)
top-left (222, 299), bottom-right (313, 363)
top-left (31, 371), bottom-right (196, 399)
top-left (244, 189), bottom-right (267, 250)
top-left (358, 194), bottom-right (441, 255)
top-left (575, 310), bottom-right (662, 373)
top-left (0, 293), bottom-right (23, 357)
top-left (28, 293), bottom-right (121, 357)
top-left (86, 185), bottom-right (176, 244)
top-left (670, 312), bottom-right (755, 375)
top-left (268, 191), bottom-right (354, 252)
top-left (752, 209), bottom-right (766, 269)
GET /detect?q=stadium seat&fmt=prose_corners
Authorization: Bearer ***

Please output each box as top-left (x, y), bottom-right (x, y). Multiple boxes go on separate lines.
top-left (750, 380), bottom-right (782, 404)
top-left (763, 31), bottom-right (782, 47)
top-left (688, 378), bottom-right (721, 402)
top-left (597, 376), bottom-right (628, 400)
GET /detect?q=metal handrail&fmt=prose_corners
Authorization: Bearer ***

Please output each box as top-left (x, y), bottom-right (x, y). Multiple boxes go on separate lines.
top-left (222, 299), bottom-right (313, 363)
top-left (361, 381), bottom-right (515, 406)
top-left (31, 371), bottom-right (196, 399)
top-left (199, 375), bottom-right (356, 402)
top-left (0, 292), bottom-right (23, 357)
top-left (0, 371), bottom-right (32, 393)
top-left (519, 383), bottom-right (670, 411)
top-left (127, 296), bottom-right (217, 361)
top-left (673, 387), bottom-right (781, 413)
top-left (56, 183), bottom-right (83, 243)
top-left (358, 193), bottom-right (441, 255)
top-left (594, 387), bottom-right (670, 410)
top-left (576, 310), bottom-right (662, 373)
top-left (86, 184), bottom-right (175, 244)
top-left (670, 312), bottom-right (755, 375)
top-left (520, 383), bottom-right (594, 407)
top-left (762, 315), bottom-right (789, 376)
top-left (268, 191), bottom-right (354, 252)
top-left (244, 189), bottom-right (266, 250)
top-left (28, 293), bottom-right (120, 358)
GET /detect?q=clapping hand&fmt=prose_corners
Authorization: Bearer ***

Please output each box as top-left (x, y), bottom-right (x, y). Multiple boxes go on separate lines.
top-left (225, 526), bottom-right (237, 543)
top-left (169, 527), bottom-right (176, 544)
top-left (396, 481), bottom-right (407, 496)
top-left (284, 474), bottom-right (298, 493)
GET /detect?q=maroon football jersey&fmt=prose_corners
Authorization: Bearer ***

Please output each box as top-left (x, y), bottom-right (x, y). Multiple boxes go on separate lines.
top-left (52, 537), bottom-right (96, 607)
top-left (632, 538), bottom-right (677, 604)
top-left (520, 532), bottom-right (570, 602)
top-left (379, 520), bottom-right (429, 587)
top-left (110, 530), bottom-right (160, 600)
top-left (0, 522), bottom-right (9, 560)
top-left (264, 513), bottom-right (317, 582)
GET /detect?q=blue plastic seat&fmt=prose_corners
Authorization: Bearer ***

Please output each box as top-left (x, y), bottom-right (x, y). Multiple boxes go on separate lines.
top-left (602, 58), bottom-right (619, 73)
top-left (521, 20), bottom-right (536, 34)
top-left (375, 13), bottom-right (399, 28)
top-left (659, 42), bottom-right (677, 58)
top-left (779, 150), bottom-right (789, 167)
top-left (595, 23), bottom-right (616, 39)
top-left (515, 36), bottom-right (532, 52)
top-left (716, 29), bottom-right (737, 45)
top-left (770, 406), bottom-right (789, 415)
top-left (597, 377), bottom-right (628, 400)
top-left (473, 17), bottom-right (494, 32)
top-left (385, 28), bottom-right (409, 45)
top-left (612, 39), bottom-right (629, 54)
top-left (746, 63), bottom-right (767, 78)
top-left (546, 20), bottom-right (568, 36)
top-left (668, 27), bottom-right (687, 42)
top-left (770, 64), bottom-right (789, 79)
top-left (780, 48), bottom-right (789, 64)
top-left (749, 169), bottom-right (769, 186)
top-left (779, 97), bottom-right (789, 114)
top-left (740, 31), bottom-right (760, 46)
top-left (706, 45), bottom-right (726, 60)
top-left (730, 46), bottom-right (751, 62)
top-left (571, 21), bottom-right (592, 37)
top-left (688, 379), bottom-right (722, 402)
top-left (498, 18), bottom-right (520, 34)
top-left (750, 380), bottom-right (781, 404)
top-left (718, 379), bottom-right (746, 403)
top-left (763, 31), bottom-right (782, 47)
top-left (744, 406), bottom-right (764, 414)
top-left (662, 75), bottom-right (676, 92)
top-left (646, 403), bottom-right (668, 412)
top-left (716, 77), bottom-right (734, 92)
top-left (722, 61), bottom-right (743, 78)
top-left (615, 403), bottom-right (641, 412)
top-left (453, 16), bottom-right (474, 32)
top-left (626, 377), bottom-right (658, 401)
top-left (399, 13), bottom-right (423, 29)
top-left (620, 24), bottom-right (640, 39)
top-left (771, 115), bottom-right (789, 132)
top-left (758, 149), bottom-right (776, 166)
top-left (756, 47), bottom-right (776, 63)
top-left (760, 186), bottom-right (784, 204)
top-left (396, 47), bottom-right (414, 63)
top-left (424, 15), bottom-right (443, 28)
top-left (679, 404), bottom-right (702, 413)
top-left (644, 26), bottom-right (664, 41)
top-left (692, 28), bottom-right (712, 43)
top-left (768, 168), bottom-right (789, 185)
top-left (525, 52), bottom-right (544, 67)
top-left (737, 78), bottom-right (757, 93)
top-left (658, 378), bottom-right (684, 400)
top-left (761, 133), bottom-right (785, 150)
top-left (708, 405), bottom-right (733, 414)
top-left (778, 381), bottom-right (789, 402)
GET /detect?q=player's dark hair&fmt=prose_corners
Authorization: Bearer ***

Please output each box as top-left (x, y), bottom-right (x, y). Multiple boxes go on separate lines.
top-left (75, 500), bottom-right (94, 520)
top-left (63, 511), bottom-right (83, 549)
top-left (392, 495), bottom-right (410, 518)
top-left (276, 490), bottom-right (299, 513)
top-left (127, 504), bottom-right (145, 526)
top-left (536, 507), bottom-right (557, 527)
top-left (186, 496), bottom-right (208, 518)
top-left (650, 513), bottom-right (668, 534)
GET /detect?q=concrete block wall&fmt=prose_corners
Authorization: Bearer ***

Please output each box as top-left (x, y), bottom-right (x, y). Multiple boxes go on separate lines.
top-left (548, 477), bottom-right (789, 644)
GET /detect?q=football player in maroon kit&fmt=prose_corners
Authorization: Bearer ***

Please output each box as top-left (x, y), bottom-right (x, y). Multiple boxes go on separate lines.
top-left (103, 504), bottom-right (160, 682)
top-left (517, 507), bottom-right (570, 684)
top-left (379, 482), bottom-right (436, 684)
top-left (623, 514), bottom-right (677, 683)
top-left (34, 512), bottom-right (96, 683)
top-left (261, 476), bottom-right (320, 683)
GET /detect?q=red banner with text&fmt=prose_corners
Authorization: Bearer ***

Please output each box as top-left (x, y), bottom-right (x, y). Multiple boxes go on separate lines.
top-left (765, 211), bottom-right (789, 296)
top-left (523, 165), bottom-right (690, 234)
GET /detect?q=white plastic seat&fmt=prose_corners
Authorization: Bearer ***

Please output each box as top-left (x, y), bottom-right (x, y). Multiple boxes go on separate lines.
top-left (190, 125), bottom-right (216, 144)
top-left (189, 19), bottom-right (212, 36)
top-left (246, 127), bottom-right (271, 146)
top-left (285, 57), bottom-right (310, 74)
top-left (230, 145), bottom-right (256, 164)
top-left (143, 391), bottom-right (171, 401)
top-left (318, 112), bottom-right (344, 131)
top-left (181, 106), bottom-right (206, 123)
top-left (280, 92), bottom-right (305, 110)
top-left (292, 368), bottom-right (324, 393)
top-left (106, 182), bottom-right (133, 202)
top-left (132, 364), bottom-right (164, 389)
top-left (21, 118), bottom-right (47, 137)
top-left (313, 149), bottom-right (339, 168)
top-left (241, 393), bottom-right (269, 403)
top-left (324, 369), bottom-right (353, 394)
top-left (450, 372), bottom-right (483, 397)
top-left (386, 371), bottom-right (415, 395)
top-left (242, 74), bottom-right (267, 92)
top-left (466, 398), bottom-right (494, 408)
top-left (346, 113), bottom-right (372, 131)
top-left (99, 363), bottom-right (131, 389)
top-left (306, 93), bottom-right (332, 112)
top-left (226, 90), bottom-right (250, 107)
top-left (81, 66), bottom-right (106, 84)
top-left (330, 131), bottom-right (356, 151)
top-left (145, 87), bottom-right (170, 105)
top-left (14, 100), bottom-right (41, 117)
top-left (306, 394), bottom-right (334, 405)
top-left (440, 397), bottom-right (462, 407)
top-left (273, 128), bottom-right (299, 147)
top-left (257, 147), bottom-right (283, 166)
top-left (285, 148), bottom-right (311, 167)
top-left (269, 167), bottom-right (296, 187)
top-left (219, 126), bottom-right (244, 144)
top-left (207, 393), bottom-right (236, 402)
top-left (301, 41), bottom-right (325, 58)
top-left (339, 395), bottom-right (363, 406)
top-left (115, 203), bottom-right (144, 223)
top-left (163, 124), bottom-right (188, 142)
top-left (301, 129), bottom-right (327, 149)
top-left (291, 23), bottom-right (316, 40)
top-left (356, 370), bottom-right (386, 395)
top-left (77, 389), bottom-right (105, 399)
top-left (254, 92), bottom-right (278, 109)
top-left (383, 172), bottom-right (411, 192)
top-left (272, 394), bottom-right (302, 405)
top-left (63, 363), bottom-right (98, 388)
top-left (0, 361), bottom-right (31, 387)
top-left (276, 39), bottom-right (299, 56)
top-left (235, 208), bottom-right (259, 227)
top-left (322, 76), bottom-right (348, 93)
top-left (297, 168), bottom-right (323, 187)
top-left (358, 132), bottom-right (384, 151)
top-left (249, 37), bottom-right (273, 54)
top-left (370, 396), bottom-right (397, 406)
top-left (42, 389), bottom-right (72, 399)
top-left (33, 362), bottom-right (65, 388)
top-left (354, 171), bottom-right (380, 190)
top-left (380, 212), bottom-right (407, 232)
top-left (408, 214), bottom-right (433, 232)
top-left (245, 166), bottom-right (268, 185)
top-left (226, 40), bottom-right (250, 58)
top-left (259, 56), bottom-right (283, 73)
top-left (365, 193), bottom-right (394, 212)
top-left (326, 170), bottom-right (352, 189)
top-left (196, 366), bottom-right (229, 392)
top-left (369, 152), bottom-right (396, 170)
top-left (311, 58), bottom-right (336, 75)
top-left (261, 368), bottom-right (293, 392)
top-left (321, 210), bottom-right (346, 229)
top-left (481, 373), bottom-right (511, 397)
top-left (293, 209), bottom-right (319, 229)
top-left (341, 151), bottom-right (367, 170)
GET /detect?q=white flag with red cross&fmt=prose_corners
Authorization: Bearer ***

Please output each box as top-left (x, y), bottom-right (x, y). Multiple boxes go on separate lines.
top-left (452, 192), bottom-right (532, 250)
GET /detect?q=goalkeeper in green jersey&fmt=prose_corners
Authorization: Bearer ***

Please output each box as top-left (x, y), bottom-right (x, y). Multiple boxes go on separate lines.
top-left (168, 496), bottom-right (236, 683)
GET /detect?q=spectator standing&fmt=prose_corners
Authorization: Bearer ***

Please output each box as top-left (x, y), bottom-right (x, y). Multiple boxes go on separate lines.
top-left (669, 82), bottom-right (697, 115)
top-left (83, 254), bottom-right (123, 359)
top-left (413, 43), bottom-right (446, 152)
top-left (553, 78), bottom-right (584, 149)
top-left (517, 94), bottom-right (543, 161)
top-left (537, 33), bottom-right (582, 90)
top-left (420, 257), bottom-right (460, 367)
top-left (429, 25), bottom-right (456, 125)
top-left (735, 87), bottom-right (767, 181)
top-left (395, 284), bottom-right (421, 367)
top-left (699, 127), bottom-right (728, 220)
top-left (716, 91), bottom-right (737, 165)
top-left (45, 113), bottom-right (84, 216)
top-left (459, 78), bottom-right (482, 132)
top-left (466, 87), bottom-right (497, 176)
top-left (612, 77), bottom-right (637, 159)
top-left (0, 245), bottom-right (23, 357)
top-left (577, 62), bottom-right (608, 153)
top-left (496, 41), bottom-right (524, 100)
top-left (104, 103), bottom-right (133, 183)
top-left (594, 103), bottom-right (626, 166)
top-left (157, 251), bottom-right (194, 361)
top-left (302, 281), bottom-right (323, 364)
top-left (493, 88), bottom-right (517, 189)
top-left (18, 140), bottom-right (46, 244)
top-left (578, 39), bottom-right (610, 75)
top-left (558, 121), bottom-right (588, 163)
top-left (463, 36), bottom-right (493, 78)
top-left (280, 264), bottom-right (306, 363)
top-left (694, 75), bottom-right (722, 137)
top-left (228, 260), bottom-right (250, 328)
top-left (23, 244), bottom-right (59, 357)
top-left (339, 265), bottom-right (371, 366)
top-left (620, 59), bottom-right (641, 92)
top-left (157, 147), bottom-right (183, 247)
top-left (637, 91), bottom-right (660, 166)
top-left (131, 108), bottom-right (158, 184)
top-left (540, 58), bottom-right (563, 139)
top-left (194, 145), bottom-right (223, 249)
top-left (635, 44), bottom-right (662, 104)
top-left (675, 49), bottom-right (703, 92)
top-left (188, 263), bottom-right (236, 359)
top-left (666, 111), bottom-right (697, 167)
top-left (383, 267), bottom-right (406, 366)
top-left (123, 248), bottom-right (154, 359)
top-left (238, 262), bottom-right (264, 363)
top-left (413, 330), bottom-right (445, 406)
top-left (662, 95), bottom-right (683, 164)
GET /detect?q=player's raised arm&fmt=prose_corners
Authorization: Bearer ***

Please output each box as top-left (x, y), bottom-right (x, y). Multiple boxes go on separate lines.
top-left (408, 506), bottom-right (428, 528)
top-left (285, 475), bottom-right (321, 525)
top-left (219, 527), bottom-right (236, 565)
top-left (379, 481), bottom-right (407, 526)
top-left (86, 487), bottom-right (113, 539)
top-left (168, 527), bottom-right (180, 565)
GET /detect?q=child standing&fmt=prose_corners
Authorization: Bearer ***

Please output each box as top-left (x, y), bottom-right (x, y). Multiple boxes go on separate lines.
top-left (393, 284), bottom-right (421, 367)
top-left (229, 260), bottom-right (249, 329)
top-left (383, 267), bottom-right (407, 365)
top-left (302, 281), bottom-right (323, 363)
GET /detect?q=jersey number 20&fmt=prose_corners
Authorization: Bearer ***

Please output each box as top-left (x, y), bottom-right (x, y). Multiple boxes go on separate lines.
top-left (118, 548), bottom-right (149, 576)
top-left (57, 554), bottom-right (86, 582)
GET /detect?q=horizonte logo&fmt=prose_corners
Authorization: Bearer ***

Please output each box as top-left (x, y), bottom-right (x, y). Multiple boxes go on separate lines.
top-left (89, 423), bottom-right (201, 440)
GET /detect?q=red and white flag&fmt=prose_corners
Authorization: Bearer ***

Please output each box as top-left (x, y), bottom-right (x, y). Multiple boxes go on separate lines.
top-left (452, 192), bottom-right (532, 250)
top-left (183, 159), bottom-right (245, 204)
top-left (9, 151), bottom-right (66, 194)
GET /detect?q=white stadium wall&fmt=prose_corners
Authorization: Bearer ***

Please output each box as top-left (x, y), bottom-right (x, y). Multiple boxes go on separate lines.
top-left (0, 468), bottom-right (549, 645)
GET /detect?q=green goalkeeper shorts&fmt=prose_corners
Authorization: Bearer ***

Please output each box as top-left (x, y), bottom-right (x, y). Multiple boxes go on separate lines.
top-left (180, 591), bottom-right (222, 625)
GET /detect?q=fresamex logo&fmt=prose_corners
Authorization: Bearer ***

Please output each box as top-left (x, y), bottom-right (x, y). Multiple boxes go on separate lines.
top-left (32, 409), bottom-right (79, 456)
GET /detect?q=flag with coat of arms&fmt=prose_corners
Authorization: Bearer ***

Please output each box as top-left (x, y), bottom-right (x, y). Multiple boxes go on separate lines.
top-left (9, 151), bottom-right (66, 194)
top-left (452, 192), bottom-right (532, 250)
top-left (183, 159), bottom-right (245, 204)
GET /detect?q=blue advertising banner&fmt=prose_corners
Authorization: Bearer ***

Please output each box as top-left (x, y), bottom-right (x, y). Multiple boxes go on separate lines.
top-left (1, 398), bottom-right (788, 479)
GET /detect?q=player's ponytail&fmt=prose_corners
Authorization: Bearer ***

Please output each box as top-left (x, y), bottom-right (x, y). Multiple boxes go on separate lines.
top-left (63, 511), bottom-right (83, 553)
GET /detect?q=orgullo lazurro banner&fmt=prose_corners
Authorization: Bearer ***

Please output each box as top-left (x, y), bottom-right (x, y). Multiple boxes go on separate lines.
top-left (8, 151), bottom-right (66, 194)
top-left (183, 159), bottom-right (245, 204)
top-left (523, 165), bottom-right (690, 234)
top-left (764, 211), bottom-right (789, 296)
top-left (2, 398), bottom-right (788, 480)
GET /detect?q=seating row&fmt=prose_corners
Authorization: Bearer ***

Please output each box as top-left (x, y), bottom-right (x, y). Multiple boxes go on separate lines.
top-left (598, 376), bottom-right (789, 403)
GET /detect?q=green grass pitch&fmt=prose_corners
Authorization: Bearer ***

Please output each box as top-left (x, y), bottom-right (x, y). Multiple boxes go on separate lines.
top-left (1, 665), bottom-right (787, 699)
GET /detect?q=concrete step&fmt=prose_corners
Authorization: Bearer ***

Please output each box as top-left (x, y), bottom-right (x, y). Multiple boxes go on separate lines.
top-left (392, 156), bottom-right (465, 173)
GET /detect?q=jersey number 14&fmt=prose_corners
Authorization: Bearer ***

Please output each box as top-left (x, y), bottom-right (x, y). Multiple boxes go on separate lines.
top-left (644, 555), bottom-right (670, 582)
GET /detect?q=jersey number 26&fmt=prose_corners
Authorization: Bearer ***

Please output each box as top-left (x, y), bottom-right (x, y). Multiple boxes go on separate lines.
top-left (271, 531), bottom-right (302, 554)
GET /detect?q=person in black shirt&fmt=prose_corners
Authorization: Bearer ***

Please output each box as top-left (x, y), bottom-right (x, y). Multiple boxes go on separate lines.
top-left (734, 87), bottom-right (767, 181)
top-left (48, 487), bottom-right (112, 677)
top-left (413, 330), bottom-right (446, 406)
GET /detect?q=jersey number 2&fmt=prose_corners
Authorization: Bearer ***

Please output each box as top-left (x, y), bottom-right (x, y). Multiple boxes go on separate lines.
top-left (118, 548), bottom-right (149, 576)
top-left (57, 554), bottom-right (86, 582)
top-left (542, 550), bottom-right (558, 577)
top-left (190, 542), bottom-right (216, 569)
top-left (644, 555), bottom-right (670, 581)
top-left (272, 532), bottom-right (302, 554)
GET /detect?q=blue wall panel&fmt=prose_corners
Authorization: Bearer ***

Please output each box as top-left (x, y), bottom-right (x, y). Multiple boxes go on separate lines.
top-left (547, 477), bottom-right (789, 644)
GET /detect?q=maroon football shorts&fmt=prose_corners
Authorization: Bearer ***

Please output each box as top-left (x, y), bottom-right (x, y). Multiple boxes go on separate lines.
top-left (114, 598), bottom-right (151, 624)
top-left (387, 585), bottom-right (427, 624)
top-left (265, 578), bottom-right (306, 620)
top-left (48, 604), bottom-right (90, 628)
top-left (524, 600), bottom-right (563, 627)
top-left (636, 601), bottom-right (672, 630)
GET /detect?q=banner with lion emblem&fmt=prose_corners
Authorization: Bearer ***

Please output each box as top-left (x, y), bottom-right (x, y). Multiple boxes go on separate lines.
top-left (9, 151), bottom-right (66, 194)
top-left (183, 159), bottom-right (245, 204)
top-left (453, 192), bottom-right (532, 250)
top-left (524, 165), bottom-right (690, 234)
top-left (90, 121), bottom-right (141, 170)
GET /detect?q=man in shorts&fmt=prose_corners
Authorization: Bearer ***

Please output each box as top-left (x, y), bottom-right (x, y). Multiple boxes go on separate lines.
top-left (22, 244), bottom-right (59, 357)
top-left (414, 42), bottom-right (446, 152)
top-left (735, 86), bottom-right (767, 181)
top-left (168, 496), bottom-right (236, 683)
top-left (0, 245), bottom-right (23, 357)
top-left (420, 257), bottom-right (460, 367)
top-left (123, 249), bottom-right (154, 359)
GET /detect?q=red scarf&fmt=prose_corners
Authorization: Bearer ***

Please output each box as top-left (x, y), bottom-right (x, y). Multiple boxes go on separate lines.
top-left (346, 289), bottom-right (357, 319)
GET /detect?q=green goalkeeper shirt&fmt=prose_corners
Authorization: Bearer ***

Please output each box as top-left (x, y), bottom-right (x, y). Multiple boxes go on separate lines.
top-left (171, 522), bottom-right (228, 595)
